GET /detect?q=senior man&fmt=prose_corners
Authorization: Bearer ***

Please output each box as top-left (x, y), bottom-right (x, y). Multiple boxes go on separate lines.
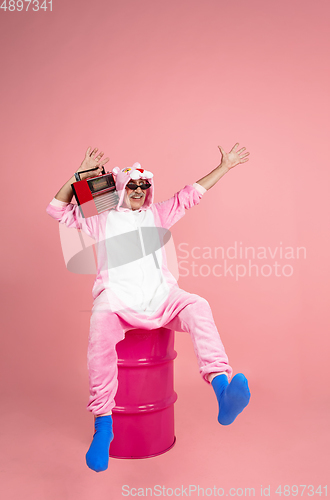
top-left (46, 144), bottom-right (251, 473)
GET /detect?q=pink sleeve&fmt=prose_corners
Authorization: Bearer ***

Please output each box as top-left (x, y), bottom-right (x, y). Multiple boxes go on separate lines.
top-left (152, 184), bottom-right (205, 229)
top-left (46, 198), bottom-right (99, 239)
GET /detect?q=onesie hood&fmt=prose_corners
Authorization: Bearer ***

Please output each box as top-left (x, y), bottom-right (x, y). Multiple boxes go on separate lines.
top-left (111, 162), bottom-right (154, 212)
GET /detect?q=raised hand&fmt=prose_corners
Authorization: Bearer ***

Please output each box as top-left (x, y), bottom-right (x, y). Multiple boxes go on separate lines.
top-left (77, 147), bottom-right (110, 180)
top-left (218, 143), bottom-right (250, 171)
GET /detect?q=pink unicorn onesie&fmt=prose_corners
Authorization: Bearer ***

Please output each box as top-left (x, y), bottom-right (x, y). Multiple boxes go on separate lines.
top-left (46, 144), bottom-right (251, 473)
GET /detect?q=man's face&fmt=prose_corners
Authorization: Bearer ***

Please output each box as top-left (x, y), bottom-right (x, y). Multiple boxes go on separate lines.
top-left (123, 178), bottom-right (149, 211)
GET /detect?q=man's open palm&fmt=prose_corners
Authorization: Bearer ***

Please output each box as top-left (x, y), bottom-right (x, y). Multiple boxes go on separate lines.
top-left (77, 147), bottom-right (110, 179)
top-left (218, 143), bottom-right (250, 170)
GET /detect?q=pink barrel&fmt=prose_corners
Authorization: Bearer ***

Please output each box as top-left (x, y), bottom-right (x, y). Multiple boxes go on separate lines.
top-left (109, 327), bottom-right (178, 459)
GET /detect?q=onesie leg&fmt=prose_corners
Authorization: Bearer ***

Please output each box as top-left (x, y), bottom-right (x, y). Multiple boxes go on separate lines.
top-left (211, 373), bottom-right (250, 425)
top-left (165, 295), bottom-right (233, 382)
top-left (86, 307), bottom-right (125, 415)
top-left (86, 415), bottom-right (114, 472)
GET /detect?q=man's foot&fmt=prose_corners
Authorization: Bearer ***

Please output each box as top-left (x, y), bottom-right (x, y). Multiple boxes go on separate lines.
top-left (86, 415), bottom-right (114, 472)
top-left (211, 373), bottom-right (250, 425)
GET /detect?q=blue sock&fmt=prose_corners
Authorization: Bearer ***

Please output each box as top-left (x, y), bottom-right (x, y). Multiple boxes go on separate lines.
top-left (85, 415), bottom-right (114, 472)
top-left (211, 373), bottom-right (250, 425)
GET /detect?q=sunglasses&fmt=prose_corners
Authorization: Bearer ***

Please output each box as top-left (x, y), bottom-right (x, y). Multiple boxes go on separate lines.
top-left (126, 181), bottom-right (151, 190)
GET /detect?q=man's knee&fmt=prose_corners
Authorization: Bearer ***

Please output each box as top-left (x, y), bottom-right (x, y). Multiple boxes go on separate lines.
top-left (89, 310), bottom-right (125, 343)
top-left (179, 296), bottom-right (211, 323)
top-left (187, 295), bottom-right (211, 310)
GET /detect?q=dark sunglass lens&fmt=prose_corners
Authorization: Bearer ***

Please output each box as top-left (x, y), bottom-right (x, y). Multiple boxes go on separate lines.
top-left (127, 182), bottom-right (151, 190)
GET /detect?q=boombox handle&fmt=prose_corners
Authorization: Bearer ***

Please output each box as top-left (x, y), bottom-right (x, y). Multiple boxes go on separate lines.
top-left (74, 166), bottom-right (106, 182)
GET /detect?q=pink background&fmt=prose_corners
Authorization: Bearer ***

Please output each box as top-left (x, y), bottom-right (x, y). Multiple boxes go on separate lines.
top-left (1, 0), bottom-right (329, 497)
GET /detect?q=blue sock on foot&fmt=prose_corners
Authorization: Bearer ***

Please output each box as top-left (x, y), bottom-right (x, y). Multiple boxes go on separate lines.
top-left (86, 415), bottom-right (114, 472)
top-left (211, 373), bottom-right (250, 425)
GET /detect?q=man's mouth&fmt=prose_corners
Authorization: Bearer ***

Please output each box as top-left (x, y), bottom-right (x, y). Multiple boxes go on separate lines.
top-left (131, 194), bottom-right (144, 199)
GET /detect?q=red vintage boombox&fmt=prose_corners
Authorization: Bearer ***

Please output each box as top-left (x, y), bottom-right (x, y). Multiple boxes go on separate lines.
top-left (71, 166), bottom-right (119, 218)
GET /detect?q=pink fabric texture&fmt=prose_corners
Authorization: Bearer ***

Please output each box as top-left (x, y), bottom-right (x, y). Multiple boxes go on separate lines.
top-left (46, 182), bottom-right (233, 415)
top-left (88, 291), bottom-right (232, 415)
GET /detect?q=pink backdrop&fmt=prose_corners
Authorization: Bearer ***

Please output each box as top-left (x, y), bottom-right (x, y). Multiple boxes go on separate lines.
top-left (1, 0), bottom-right (329, 497)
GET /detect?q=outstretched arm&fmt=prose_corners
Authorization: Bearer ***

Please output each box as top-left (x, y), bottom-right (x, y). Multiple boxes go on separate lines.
top-left (196, 143), bottom-right (250, 190)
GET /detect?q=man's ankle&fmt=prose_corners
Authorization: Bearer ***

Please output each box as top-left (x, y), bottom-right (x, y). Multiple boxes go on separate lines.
top-left (95, 411), bottom-right (112, 418)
